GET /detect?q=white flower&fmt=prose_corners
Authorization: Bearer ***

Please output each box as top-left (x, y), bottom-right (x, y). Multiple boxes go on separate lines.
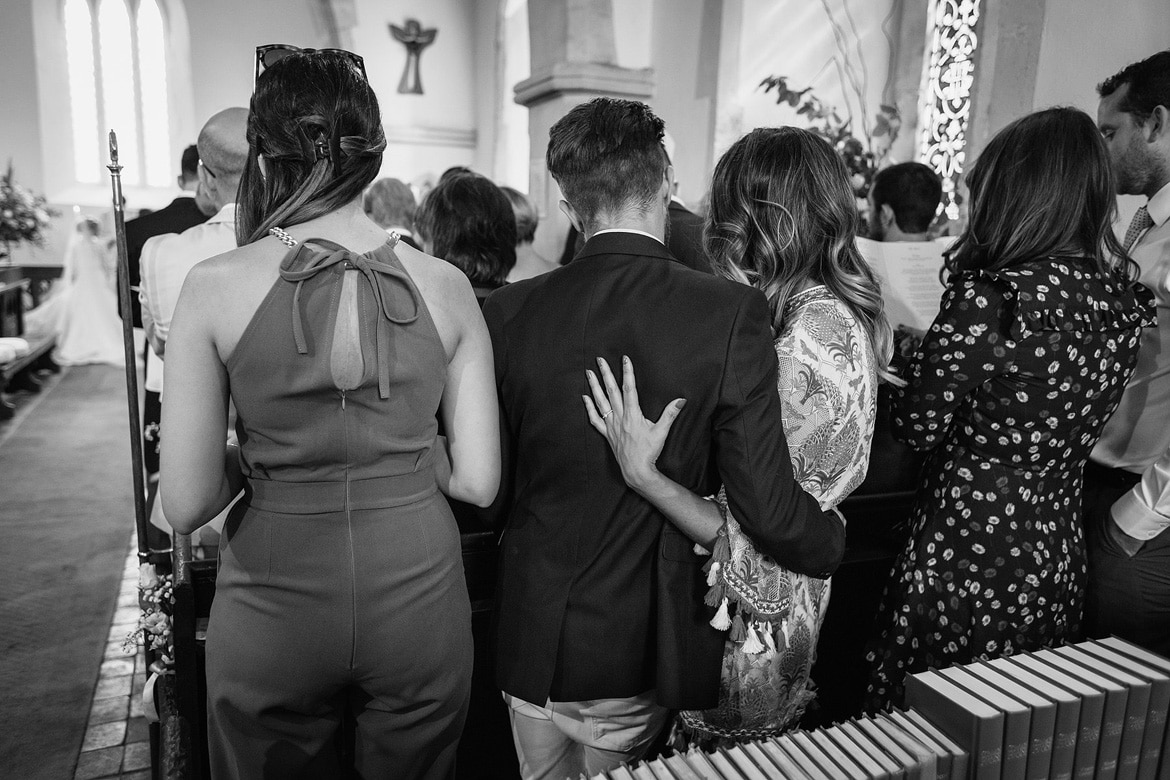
top-left (138, 563), bottom-right (159, 589)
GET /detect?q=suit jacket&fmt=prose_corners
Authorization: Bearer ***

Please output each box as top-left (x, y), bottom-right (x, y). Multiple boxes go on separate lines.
top-left (667, 200), bottom-right (710, 273)
top-left (482, 231), bottom-right (845, 710)
top-left (122, 197), bottom-right (208, 326)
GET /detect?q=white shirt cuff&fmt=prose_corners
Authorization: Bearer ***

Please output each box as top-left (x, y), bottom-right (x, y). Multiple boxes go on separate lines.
top-left (1110, 489), bottom-right (1170, 540)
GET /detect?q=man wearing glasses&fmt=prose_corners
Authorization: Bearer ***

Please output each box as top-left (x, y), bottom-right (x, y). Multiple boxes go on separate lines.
top-left (138, 106), bottom-right (249, 540)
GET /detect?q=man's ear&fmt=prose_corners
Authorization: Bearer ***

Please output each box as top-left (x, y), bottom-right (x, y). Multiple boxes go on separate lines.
top-left (881, 203), bottom-right (897, 228)
top-left (1147, 105), bottom-right (1169, 143)
top-left (558, 198), bottom-right (583, 233)
top-left (663, 164), bottom-right (676, 203)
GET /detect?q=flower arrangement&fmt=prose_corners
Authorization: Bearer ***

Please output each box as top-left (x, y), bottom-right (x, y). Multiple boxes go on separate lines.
top-left (124, 563), bottom-right (175, 671)
top-left (0, 162), bottom-right (57, 260)
top-left (760, 75), bottom-right (900, 203)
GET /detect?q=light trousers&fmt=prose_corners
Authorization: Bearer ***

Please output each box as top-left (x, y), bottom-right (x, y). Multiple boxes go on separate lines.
top-left (503, 691), bottom-right (669, 780)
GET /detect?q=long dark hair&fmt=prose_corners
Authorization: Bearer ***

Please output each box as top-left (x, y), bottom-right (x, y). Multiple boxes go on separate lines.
top-left (945, 107), bottom-right (1139, 282)
top-left (705, 127), bottom-right (895, 383)
top-left (236, 51), bottom-right (387, 245)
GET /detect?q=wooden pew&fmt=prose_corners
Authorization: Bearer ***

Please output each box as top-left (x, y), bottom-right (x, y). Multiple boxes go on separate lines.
top-left (0, 268), bottom-right (58, 420)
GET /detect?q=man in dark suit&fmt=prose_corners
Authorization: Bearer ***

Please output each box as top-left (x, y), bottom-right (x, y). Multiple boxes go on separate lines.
top-left (482, 98), bottom-right (845, 778)
top-left (121, 145), bottom-right (210, 328)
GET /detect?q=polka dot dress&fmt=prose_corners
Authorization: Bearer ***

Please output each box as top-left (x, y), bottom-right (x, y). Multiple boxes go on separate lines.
top-left (864, 258), bottom-right (1155, 710)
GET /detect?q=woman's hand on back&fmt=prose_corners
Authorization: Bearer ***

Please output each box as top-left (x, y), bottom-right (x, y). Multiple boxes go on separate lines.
top-left (582, 356), bottom-right (685, 495)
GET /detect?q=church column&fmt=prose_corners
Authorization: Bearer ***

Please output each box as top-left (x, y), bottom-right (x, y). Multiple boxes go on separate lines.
top-left (515, 0), bottom-right (655, 261)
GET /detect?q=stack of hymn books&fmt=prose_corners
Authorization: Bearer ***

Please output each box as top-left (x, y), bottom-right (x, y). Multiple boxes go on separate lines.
top-left (904, 637), bottom-right (1170, 780)
top-left (590, 637), bottom-right (1170, 780)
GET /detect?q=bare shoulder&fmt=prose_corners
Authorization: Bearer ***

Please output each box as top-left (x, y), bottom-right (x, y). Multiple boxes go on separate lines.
top-left (394, 242), bottom-right (481, 357)
top-left (395, 243), bottom-right (477, 313)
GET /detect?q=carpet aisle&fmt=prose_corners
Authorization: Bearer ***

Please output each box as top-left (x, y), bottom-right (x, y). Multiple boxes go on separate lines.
top-left (0, 365), bottom-right (141, 779)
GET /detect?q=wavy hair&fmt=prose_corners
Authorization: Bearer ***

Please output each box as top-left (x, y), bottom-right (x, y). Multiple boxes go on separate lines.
top-left (236, 50), bottom-right (387, 245)
top-left (944, 107), bottom-right (1139, 283)
top-left (705, 127), bottom-right (896, 383)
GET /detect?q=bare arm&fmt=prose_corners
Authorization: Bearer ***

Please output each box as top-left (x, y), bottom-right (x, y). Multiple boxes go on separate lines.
top-left (158, 267), bottom-right (239, 533)
top-left (437, 284), bottom-right (501, 507)
top-left (583, 356), bottom-right (722, 548)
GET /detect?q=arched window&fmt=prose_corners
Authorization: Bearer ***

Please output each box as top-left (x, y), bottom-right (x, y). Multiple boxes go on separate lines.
top-left (64, 0), bottom-right (171, 188)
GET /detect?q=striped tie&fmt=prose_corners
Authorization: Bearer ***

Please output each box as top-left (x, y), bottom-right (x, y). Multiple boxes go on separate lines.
top-left (1124, 205), bottom-right (1154, 251)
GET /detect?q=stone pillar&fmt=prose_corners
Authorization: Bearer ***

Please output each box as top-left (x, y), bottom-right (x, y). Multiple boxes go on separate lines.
top-left (515, 0), bottom-right (655, 262)
top-left (966, 0), bottom-right (1047, 158)
top-left (883, 0), bottom-right (930, 165)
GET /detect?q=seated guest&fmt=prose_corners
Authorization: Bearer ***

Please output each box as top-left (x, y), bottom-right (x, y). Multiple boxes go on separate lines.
top-left (501, 186), bottom-right (557, 281)
top-left (584, 126), bottom-right (890, 746)
top-left (1086, 49), bottom-right (1170, 656)
top-left (363, 176), bottom-right (420, 248)
top-left (868, 162), bottom-right (942, 243)
top-left (414, 171), bottom-right (516, 304)
top-left (865, 107), bottom-right (1156, 709)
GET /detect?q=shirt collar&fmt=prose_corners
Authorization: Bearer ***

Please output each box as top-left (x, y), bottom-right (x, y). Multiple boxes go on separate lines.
top-left (207, 203), bottom-right (236, 224)
top-left (1147, 181), bottom-right (1170, 227)
top-left (592, 227), bottom-right (665, 246)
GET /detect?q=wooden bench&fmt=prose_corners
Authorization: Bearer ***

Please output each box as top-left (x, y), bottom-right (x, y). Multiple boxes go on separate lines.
top-left (0, 273), bottom-right (58, 420)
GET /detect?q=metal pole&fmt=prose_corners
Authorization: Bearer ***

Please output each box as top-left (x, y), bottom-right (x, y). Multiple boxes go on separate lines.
top-left (106, 131), bottom-right (152, 563)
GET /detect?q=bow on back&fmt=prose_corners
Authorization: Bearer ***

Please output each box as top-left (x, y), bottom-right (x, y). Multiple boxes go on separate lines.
top-left (278, 237), bottom-right (420, 399)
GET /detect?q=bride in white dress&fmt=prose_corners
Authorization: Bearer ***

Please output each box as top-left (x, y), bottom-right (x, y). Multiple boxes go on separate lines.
top-left (49, 217), bottom-right (125, 366)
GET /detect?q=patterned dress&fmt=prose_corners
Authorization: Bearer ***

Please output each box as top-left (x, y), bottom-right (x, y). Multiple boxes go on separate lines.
top-left (865, 258), bottom-right (1155, 709)
top-left (680, 285), bottom-right (877, 743)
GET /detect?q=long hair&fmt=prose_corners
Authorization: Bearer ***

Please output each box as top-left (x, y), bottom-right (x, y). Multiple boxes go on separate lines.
top-left (236, 51), bottom-right (387, 245)
top-left (705, 127), bottom-right (896, 383)
top-left (414, 172), bottom-right (517, 287)
top-left (944, 107), bottom-right (1139, 283)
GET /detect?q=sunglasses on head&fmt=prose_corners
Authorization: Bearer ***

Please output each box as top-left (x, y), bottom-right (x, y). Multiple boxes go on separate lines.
top-left (254, 44), bottom-right (367, 84)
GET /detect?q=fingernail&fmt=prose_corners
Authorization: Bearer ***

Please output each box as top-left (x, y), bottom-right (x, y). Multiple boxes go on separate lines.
top-left (623, 355), bottom-right (630, 364)
top-left (596, 357), bottom-right (603, 366)
top-left (677, 399), bottom-right (687, 408)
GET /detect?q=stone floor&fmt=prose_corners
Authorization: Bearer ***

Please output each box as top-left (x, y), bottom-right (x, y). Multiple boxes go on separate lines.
top-left (73, 540), bottom-right (153, 780)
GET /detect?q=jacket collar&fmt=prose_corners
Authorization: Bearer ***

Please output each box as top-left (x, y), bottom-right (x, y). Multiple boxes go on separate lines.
top-left (575, 230), bottom-right (676, 263)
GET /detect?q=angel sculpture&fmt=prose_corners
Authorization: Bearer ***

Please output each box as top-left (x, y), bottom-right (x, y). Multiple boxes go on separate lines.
top-left (390, 19), bottom-right (437, 94)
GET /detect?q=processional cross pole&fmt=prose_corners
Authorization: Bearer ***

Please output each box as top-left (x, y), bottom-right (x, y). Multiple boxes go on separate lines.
top-left (106, 131), bottom-right (153, 564)
top-left (390, 18), bottom-right (437, 94)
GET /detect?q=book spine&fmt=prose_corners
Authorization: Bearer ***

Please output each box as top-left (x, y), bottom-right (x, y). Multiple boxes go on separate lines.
top-left (1049, 702), bottom-right (1079, 780)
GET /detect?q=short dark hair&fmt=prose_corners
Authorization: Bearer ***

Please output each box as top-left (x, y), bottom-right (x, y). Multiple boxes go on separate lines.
top-left (364, 178), bottom-right (416, 229)
top-left (414, 172), bottom-right (516, 287)
top-left (1097, 50), bottom-right (1170, 118)
top-left (500, 186), bottom-right (538, 244)
top-left (180, 145), bottom-right (199, 179)
top-left (546, 98), bottom-right (665, 233)
top-left (870, 162), bottom-right (943, 234)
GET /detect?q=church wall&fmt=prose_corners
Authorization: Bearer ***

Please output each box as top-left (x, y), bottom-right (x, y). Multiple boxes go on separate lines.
top-left (649, 0), bottom-right (721, 208)
top-left (348, 0), bottom-right (480, 185)
top-left (1, 0), bottom-right (45, 194)
top-left (726, 0), bottom-right (896, 163)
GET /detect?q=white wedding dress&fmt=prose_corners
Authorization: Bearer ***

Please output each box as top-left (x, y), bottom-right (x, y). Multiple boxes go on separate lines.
top-left (51, 231), bottom-right (125, 366)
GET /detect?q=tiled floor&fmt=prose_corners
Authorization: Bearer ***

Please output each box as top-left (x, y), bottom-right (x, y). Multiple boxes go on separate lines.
top-left (74, 540), bottom-right (154, 780)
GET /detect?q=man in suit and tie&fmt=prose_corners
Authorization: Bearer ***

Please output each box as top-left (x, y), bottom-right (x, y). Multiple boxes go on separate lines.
top-left (1085, 50), bottom-right (1170, 654)
top-left (482, 97), bottom-right (845, 779)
